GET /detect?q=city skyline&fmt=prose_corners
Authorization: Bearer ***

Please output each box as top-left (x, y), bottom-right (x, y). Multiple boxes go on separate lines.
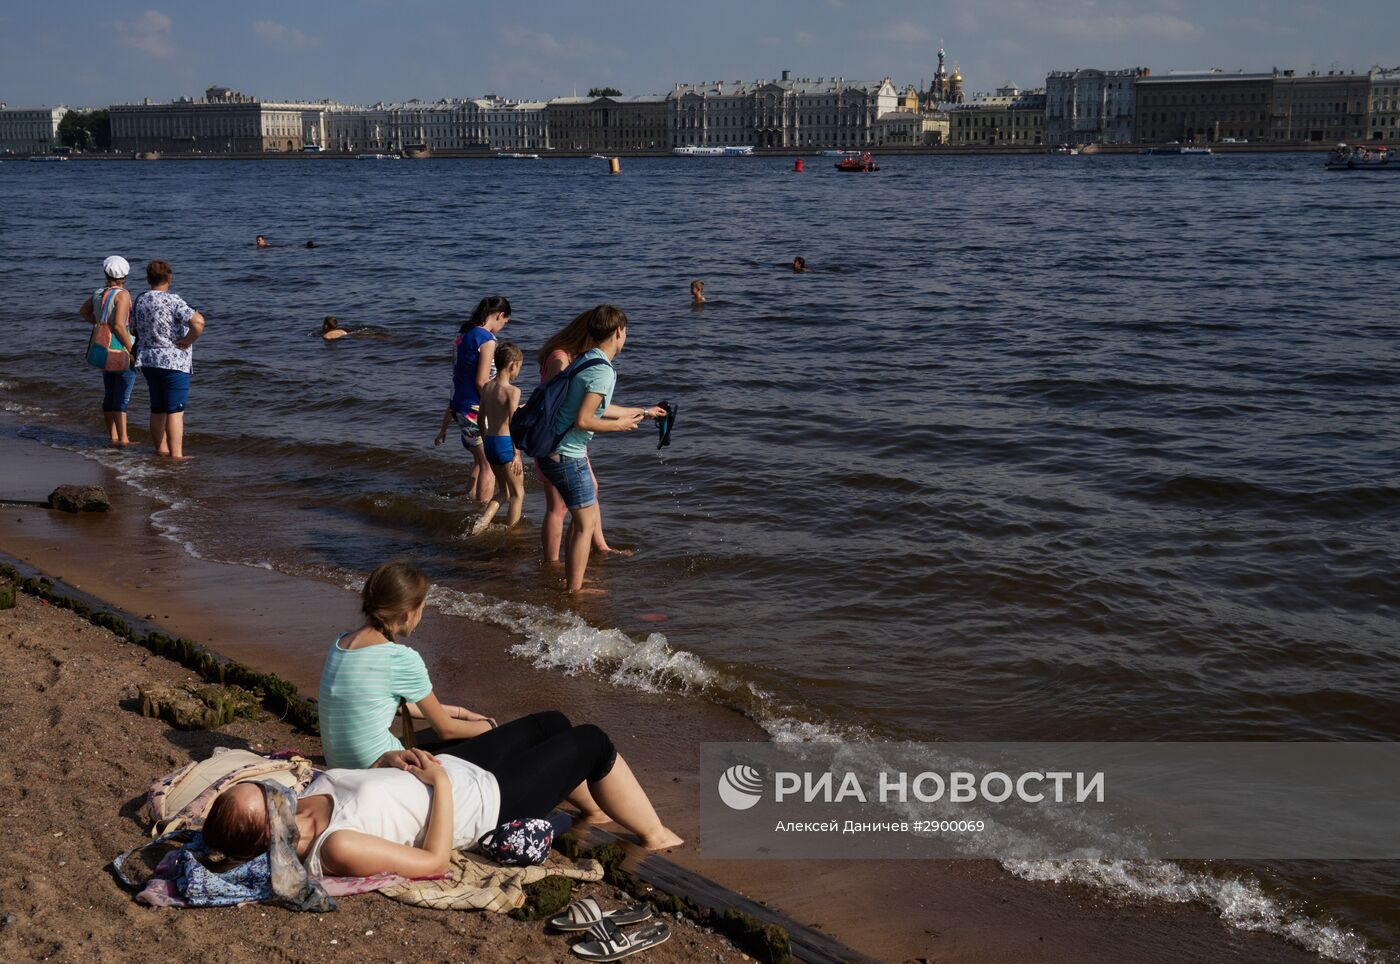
top-left (2, 0), bottom-right (1399, 109)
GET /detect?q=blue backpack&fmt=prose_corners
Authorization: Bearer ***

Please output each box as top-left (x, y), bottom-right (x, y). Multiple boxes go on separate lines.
top-left (511, 354), bottom-right (610, 459)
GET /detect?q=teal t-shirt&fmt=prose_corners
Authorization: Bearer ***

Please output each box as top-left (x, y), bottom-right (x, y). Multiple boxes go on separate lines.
top-left (316, 636), bottom-right (434, 769)
top-left (552, 348), bottom-right (616, 458)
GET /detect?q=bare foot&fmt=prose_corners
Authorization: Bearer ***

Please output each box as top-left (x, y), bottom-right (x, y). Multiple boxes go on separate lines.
top-left (640, 828), bottom-right (684, 851)
top-left (572, 811), bottom-right (612, 828)
top-left (567, 586), bottom-right (610, 598)
top-left (470, 515), bottom-right (493, 536)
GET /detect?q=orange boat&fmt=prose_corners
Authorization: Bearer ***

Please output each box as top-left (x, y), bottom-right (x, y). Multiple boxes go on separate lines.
top-left (835, 152), bottom-right (879, 172)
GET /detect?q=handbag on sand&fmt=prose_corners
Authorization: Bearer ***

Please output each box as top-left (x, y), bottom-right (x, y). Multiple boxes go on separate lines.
top-left (85, 287), bottom-right (131, 372)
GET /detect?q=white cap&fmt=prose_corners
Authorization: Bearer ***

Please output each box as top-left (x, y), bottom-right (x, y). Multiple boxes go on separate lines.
top-left (102, 255), bottom-right (130, 279)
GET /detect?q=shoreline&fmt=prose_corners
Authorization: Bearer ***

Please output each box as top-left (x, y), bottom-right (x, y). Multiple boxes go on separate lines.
top-left (1, 144), bottom-right (1337, 162)
top-left (0, 424), bottom-right (1331, 962)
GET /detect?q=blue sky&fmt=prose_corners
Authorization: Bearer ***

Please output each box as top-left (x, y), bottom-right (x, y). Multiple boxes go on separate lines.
top-left (2, 0), bottom-right (1398, 108)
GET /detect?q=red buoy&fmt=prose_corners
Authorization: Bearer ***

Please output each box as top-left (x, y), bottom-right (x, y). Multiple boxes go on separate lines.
top-left (794, 158), bottom-right (804, 172)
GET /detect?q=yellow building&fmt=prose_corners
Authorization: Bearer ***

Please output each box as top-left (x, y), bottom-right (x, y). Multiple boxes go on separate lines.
top-left (948, 87), bottom-right (1045, 145)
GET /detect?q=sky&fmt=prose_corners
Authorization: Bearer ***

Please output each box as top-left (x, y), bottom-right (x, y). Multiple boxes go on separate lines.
top-left (2, 0), bottom-right (1398, 108)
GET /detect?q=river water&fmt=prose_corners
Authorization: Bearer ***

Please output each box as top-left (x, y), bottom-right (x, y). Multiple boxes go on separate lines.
top-left (1, 153), bottom-right (1397, 959)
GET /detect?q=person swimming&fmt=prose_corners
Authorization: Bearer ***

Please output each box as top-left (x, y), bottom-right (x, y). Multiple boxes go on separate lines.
top-left (791, 257), bottom-right (808, 273)
top-left (690, 279), bottom-right (706, 304)
top-left (305, 240), bottom-right (318, 249)
top-left (256, 235), bottom-right (269, 249)
top-left (322, 315), bottom-right (347, 340)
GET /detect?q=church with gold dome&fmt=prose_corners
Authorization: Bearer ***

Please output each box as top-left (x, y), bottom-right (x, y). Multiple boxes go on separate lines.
top-left (926, 41), bottom-right (964, 108)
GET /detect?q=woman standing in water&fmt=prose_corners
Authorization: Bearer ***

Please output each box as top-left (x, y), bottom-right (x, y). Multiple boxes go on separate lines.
top-left (78, 256), bottom-right (136, 446)
top-left (536, 306), bottom-right (663, 594)
top-left (535, 312), bottom-right (632, 562)
top-left (130, 259), bottom-right (205, 460)
top-left (435, 296), bottom-right (510, 505)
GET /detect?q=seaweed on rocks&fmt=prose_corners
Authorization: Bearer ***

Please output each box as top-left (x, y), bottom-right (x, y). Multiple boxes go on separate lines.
top-left (0, 560), bottom-right (320, 734)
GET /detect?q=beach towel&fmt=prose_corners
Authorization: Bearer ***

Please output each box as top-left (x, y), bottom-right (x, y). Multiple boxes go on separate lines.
top-left (380, 849), bottom-right (604, 913)
top-left (144, 747), bottom-right (315, 836)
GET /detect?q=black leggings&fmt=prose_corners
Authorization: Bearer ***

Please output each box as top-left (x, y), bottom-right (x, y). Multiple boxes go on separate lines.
top-left (420, 711), bottom-right (617, 822)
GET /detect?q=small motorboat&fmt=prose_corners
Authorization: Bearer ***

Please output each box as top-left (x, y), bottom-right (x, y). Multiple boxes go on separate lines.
top-left (1326, 143), bottom-right (1396, 171)
top-left (835, 152), bottom-right (879, 172)
top-left (820, 150), bottom-right (859, 157)
top-left (356, 153), bottom-right (398, 160)
top-left (28, 154), bottom-right (69, 162)
top-left (495, 152), bottom-right (541, 159)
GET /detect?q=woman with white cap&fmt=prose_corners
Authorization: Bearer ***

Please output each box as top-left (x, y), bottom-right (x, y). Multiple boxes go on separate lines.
top-left (78, 256), bottom-right (137, 446)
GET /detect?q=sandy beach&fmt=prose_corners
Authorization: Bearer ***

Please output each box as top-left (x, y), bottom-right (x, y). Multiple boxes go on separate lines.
top-left (0, 426), bottom-right (1331, 963)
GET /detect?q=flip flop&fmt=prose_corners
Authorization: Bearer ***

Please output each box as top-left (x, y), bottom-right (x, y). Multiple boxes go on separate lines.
top-left (572, 920), bottom-right (671, 961)
top-left (549, 897), bottom-right (653, 932)
top-left (656, 400), bottom-right (677, 450)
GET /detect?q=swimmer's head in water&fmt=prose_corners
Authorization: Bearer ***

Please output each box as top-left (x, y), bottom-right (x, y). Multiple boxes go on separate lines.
top-left (495, 342), bottom-right (523, 375)
top-left (462, 295), bottom-right (512, 333)
top-left (304, 241), bottom-right (317, 249)
top-left (322, 315), bottom-right (341, 333)
top-left (690, 280), bottom-right (704, 293)
top-left (792, 257), bottom-right (806, 271)
top-left (255, 235), bottom-right (267, 247)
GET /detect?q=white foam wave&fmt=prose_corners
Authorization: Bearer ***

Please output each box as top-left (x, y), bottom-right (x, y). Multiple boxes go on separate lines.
top-left (1004, 858), bottom-right (1383, 963)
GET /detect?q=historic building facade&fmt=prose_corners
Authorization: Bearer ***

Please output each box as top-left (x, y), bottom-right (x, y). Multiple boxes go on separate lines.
top-left (547, 95), bottom-right (667, 152)
top-left (948, 87), bottom-right (1046, 145)
top-left (667, 73), bottom-right (897, 149)
top-left (1270, 71), bottom-right (1373, 143)
top-left (110, 86), bottom-right (354, 153)
top-left (1133, 71), bottom-right (1274, 144)
top-left (1368, 68), bottom-right (1400, 141)
top-left (0, 105), bottom-right (69, 155)
top-left (1045, 68), bottom-right (1146, 145)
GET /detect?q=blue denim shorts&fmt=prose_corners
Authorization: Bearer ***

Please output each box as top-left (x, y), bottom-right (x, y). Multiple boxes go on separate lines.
top-left (142, 367), bottom-right (190, 414)
top-left (102, 369), bottom-right (137, 413)
top-left (536, 454), bottom-right (596, 510)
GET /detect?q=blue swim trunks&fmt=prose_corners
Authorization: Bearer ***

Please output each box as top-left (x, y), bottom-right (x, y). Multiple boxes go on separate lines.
top-left (483, 435), bottom-right (516, 466)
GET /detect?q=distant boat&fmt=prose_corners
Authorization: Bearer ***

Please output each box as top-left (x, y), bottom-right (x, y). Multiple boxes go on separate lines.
top-left (588, 153), bottom-right (609, 160)
top-left (402, 143), bottom-right (431, 159)
top-left (495, 152), bottom-right (541, 159)
top-left (1141, 146), bottom-right (1213, 156)
top-left (1325, 143), bottom-right (1397, 171)
top-left (356, 153), bottom-right (397, 161)
top-left (819, 150), bottom-right (859, 157)
top-left (672, 145), bottom-right (754, 156)
top-left (835, 152), bottom-right (879, 173)
top-left (28, 154), bottom-right (68, 162)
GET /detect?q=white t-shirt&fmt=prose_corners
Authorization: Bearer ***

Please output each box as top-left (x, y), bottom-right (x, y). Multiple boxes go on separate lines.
top-left (301, 755), bottom-right (500, 877)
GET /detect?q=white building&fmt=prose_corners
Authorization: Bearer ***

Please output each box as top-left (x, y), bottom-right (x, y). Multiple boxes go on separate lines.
top-left (667, 71), bottom-right (898, 149)
top-left (0, 105), bottom-right (69, 155)
top-left (1045, 68), bottom-right (1146, 145)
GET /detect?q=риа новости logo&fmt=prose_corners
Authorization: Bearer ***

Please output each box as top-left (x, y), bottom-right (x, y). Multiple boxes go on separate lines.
top-left (718, 764), bottom-right (765, 810)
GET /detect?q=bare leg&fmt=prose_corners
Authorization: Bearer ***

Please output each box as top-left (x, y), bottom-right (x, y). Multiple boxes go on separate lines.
top-left (150, 413), bottom-right (169, 455)
top-left (590, 463), bottom-right (612, 552)
top-left (541, 478), bottom-right (568, 562)
top-left (503, 458), bottom-right (526, 528)
top-left (471, 500), bottom-right (501, 535)
top-left (588, 753), bottom-right (683, 850)
top-left (565, 504), bottom-right (599, 594)
top-left (166, 412), bottom-right (185, 459)
top-left (469, 444), bottom-right (494, 504)
top-left (104, 412), bottom-right (120, 445)
top-left (115, 412), bottom-right (129, 446)
top-left (568, 782), bottom-right (608, 824)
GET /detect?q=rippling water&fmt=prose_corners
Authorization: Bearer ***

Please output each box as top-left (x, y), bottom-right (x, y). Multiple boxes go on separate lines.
top-left (2, 154), bottom-right (1398, 958)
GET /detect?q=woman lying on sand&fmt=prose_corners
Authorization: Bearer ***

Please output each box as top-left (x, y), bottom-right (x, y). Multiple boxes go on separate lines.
top-left (203, 735), bottom-right (683, 877)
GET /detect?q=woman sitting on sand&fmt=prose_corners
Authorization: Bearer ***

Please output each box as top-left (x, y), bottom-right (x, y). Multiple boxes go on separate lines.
top-left (317, 561), bottom-right (500, 770)
top-left (202, 736), bottom-right (683, 878)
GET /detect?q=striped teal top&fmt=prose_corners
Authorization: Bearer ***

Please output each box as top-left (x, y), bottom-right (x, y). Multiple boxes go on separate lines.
top-left (317, 634), bottom-right (434, 770)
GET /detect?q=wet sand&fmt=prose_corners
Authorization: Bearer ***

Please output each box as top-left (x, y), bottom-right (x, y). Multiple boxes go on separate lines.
top-left (0, 428), bottom-right (1321, 962)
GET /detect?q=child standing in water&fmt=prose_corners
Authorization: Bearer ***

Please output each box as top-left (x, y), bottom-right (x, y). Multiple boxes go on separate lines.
top-left (472, 343), bottom-right (526, 535)
top-left (435, 296), bottom-right (510, 505)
